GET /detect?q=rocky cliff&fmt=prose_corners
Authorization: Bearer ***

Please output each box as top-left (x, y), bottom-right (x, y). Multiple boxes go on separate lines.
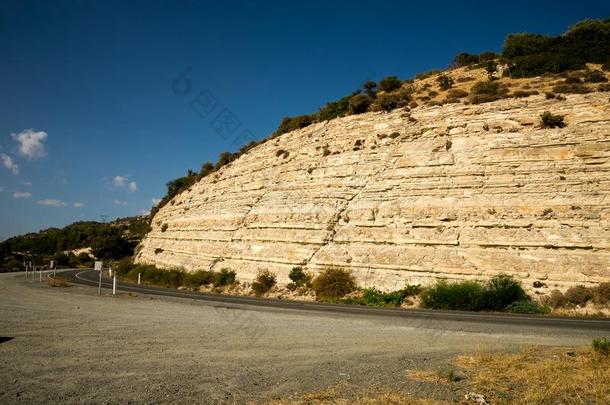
top-left (136, 92), bottom-right (610, 291)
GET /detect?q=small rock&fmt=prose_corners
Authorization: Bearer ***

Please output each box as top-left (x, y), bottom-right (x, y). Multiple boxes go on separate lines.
top-left (533, 281), bottom-right (546, 288)
top-left (465, 392), bottom-right (489, 405)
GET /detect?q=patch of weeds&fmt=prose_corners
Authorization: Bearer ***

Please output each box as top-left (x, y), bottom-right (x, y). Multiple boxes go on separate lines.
top-left (251, 270), bottom-right (276, 296)
top-left (592, 337), bottom-right (610, 355)
top-left (540, 111), bottom-right (566, 128)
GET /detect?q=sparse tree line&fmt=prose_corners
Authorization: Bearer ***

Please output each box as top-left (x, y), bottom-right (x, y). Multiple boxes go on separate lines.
top-left (0, 217), bottom-right (150, 272)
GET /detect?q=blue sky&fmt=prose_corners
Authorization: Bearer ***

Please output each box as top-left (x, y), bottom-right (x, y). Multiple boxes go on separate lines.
top-left (1, 0), bottom-right (609, 240)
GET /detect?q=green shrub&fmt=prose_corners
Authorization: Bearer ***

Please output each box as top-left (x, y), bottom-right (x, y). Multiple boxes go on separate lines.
top-left (379, 76), bottom-right (402, 92)
top-left (484, 274), bottom-right (528, 311)
top-left (374, 93), bottom-right (400, 112)
top-left (420, 280), bottom-right (486, 311)
top-left (136, 266), bottom-right (185, 288)
top-left (540, 111), bottom-right (566, 128)
top-left (479, 51), bottom-right (497, 62)
top-left (415, 69), bottom-right (441, 80)
top-left (363, 81), bottom-right (377, 98)
top-left (511, 89), bottom-right (538, 98)
top-left (436, 74), bottom-right (454, 90)
top-left (452, 53), bottom-right (480, 68)
top-left (349, 94), bottom-right (372, 114)
top-left (421, 275), bottom-right (532, 312)
top-left (593, 283), bottom-right (610, 305)
top-left (505, 300), bottom-right (548, 314)
top-left (469, 80), bottom-right (509, 104)
top-left (312, 267), bottom-right (356, 300)
top-left (592, 337), bottom-right (610, 355)
top-left (565, 285), bottom-right (594, 306)
top-left (486, 60), bottom-right (497, 78)
top-left (603, 60), bottom-right (610, 71)
top-left (342, 286), bottom-right (421, 307)
top-left (317, 95), bottom-right (351, 122)
top-left (213, 268), bottom-right (236, 287)
top-left (545, 289), bottom-right (568, 308)
top-left (448, 89), bottom-right (469, 98)
top-left (502, 19), bottom-right (610, 77)
top-left (200, 162), bottom-right (214, 177)
top-left (274, 115), bottom-right (314, 136)
top-left (183, 270), bottom-right (214, 288)
top-left (552, 83), bottom-right (592, 94)
top-left (565, 75), bottom-right (582, 84)
top-left (251, 270), bottom-right (276, 296)
top-left (115, 257), bottom-right (135, 276)
top-left (289, 266), bottom-right (311, 287)
top-left (161, 223), bottom-right (168, 232)
top-left (599, 83), bottom-right (610, 92)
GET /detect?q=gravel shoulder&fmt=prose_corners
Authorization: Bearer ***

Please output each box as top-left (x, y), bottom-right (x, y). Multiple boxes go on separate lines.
top-left (0, 271), bottom-right (604, 404)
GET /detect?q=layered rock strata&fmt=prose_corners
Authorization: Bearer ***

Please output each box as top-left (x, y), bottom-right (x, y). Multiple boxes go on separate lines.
top-left (136, 93), bottom-right (610, 291)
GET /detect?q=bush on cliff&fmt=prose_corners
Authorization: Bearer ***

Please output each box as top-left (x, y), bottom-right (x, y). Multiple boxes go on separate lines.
top-left (213, 268), bottom-right (236, 287)
top-left (312, 267), bottom-right (356, 301)
top-left (348, 94), bottom-right (372, 114)
top-left (484, 274), bottom-right (528, 311)
top-left (341, 286), bottom-right (422, 307)
top-left (251, 270), bottom-right (277, 296)
top-left (379, 76), bottom-right (402, 92)
top-left (540, 111), bottom-right (566, 128)
top-left (420, 275), bottom-right (530, 312)
top-left (420, 280), bottom-right (486, 311)
top-left (288, 266), bottom-right (312, 288)
top-left (468, 80), bottom-right (509, 104)
top-left (502, 19), bottom-right (610, 77)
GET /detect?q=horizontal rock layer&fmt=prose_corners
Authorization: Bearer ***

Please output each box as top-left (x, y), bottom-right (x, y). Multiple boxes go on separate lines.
top-left (136, 93), bottom-right (610, 291)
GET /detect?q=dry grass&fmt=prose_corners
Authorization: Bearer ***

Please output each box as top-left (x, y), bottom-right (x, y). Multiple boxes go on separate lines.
top-left (263, 387), bottom-right (446, 405)
top-left (263, 346), bottom-right (610, 405)
top-left (455, 346), bottom-right (610, 404)
top-left (411, 63), bottom-right (608, 106)
top-left (47, 276), bottom-right (71, 287)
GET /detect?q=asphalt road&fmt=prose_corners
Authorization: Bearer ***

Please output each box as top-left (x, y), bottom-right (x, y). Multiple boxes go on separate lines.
top-left (2, 270), bottom-right (609, 403)
top-left (63, 268), bottom-right (610, 332)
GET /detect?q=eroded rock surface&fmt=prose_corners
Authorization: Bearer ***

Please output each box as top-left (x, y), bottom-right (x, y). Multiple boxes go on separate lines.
top-left (136, 93), bottom-right (610, 291)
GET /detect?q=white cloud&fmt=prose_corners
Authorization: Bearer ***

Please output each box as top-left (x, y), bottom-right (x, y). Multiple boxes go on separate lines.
top-left (112, 175), bottom-right (128, 188)
top-left (1, 153), bottom-right (19, 175)
top-left (37, 199), bottom-right (67, 207)
top-left (12, 129), bottom-right (48, 159)
top-left (113, 199), bottom-right (128, 206)
top-left (152, 197), bottom-right (162, 206)
top-left (112, 175), bottom-right (138, 192)
top-left (73, 202), bottom-right (84, 208)
top-left (139, 208), bottom-right (151, 215)
top-left (13, 191), bottom-right (32, 199)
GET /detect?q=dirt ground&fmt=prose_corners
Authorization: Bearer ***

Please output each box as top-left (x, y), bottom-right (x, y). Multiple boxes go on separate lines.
top-left (0, 272), bottom-right (604, 404)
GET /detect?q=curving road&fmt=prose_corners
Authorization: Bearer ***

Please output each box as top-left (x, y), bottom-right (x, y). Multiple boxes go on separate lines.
top-left (62, 268), bottom-right (610, 332)
top-left (2, 269), bottom-right (610, 403)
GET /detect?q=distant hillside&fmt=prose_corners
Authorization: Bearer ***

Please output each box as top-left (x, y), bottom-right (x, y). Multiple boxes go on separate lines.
top-left (0, 216), bottom-right (150, 272)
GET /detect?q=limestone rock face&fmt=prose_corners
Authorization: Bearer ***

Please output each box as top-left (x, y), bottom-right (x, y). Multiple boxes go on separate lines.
top-left (136, 93), bottom-right (610, 291)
